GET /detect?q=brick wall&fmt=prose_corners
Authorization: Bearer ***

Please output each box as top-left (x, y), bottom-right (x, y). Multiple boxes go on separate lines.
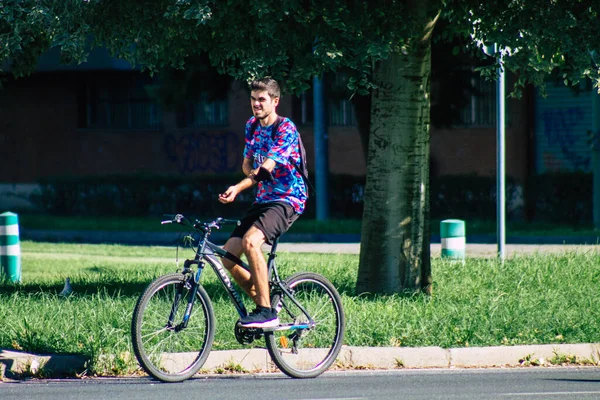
top-left (0, 72), bottom-right (530, 184)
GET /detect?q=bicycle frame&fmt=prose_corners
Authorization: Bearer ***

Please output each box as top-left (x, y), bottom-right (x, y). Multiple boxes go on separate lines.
top-left (134, 215), bottom-right (346, 382)
top-left (180, 230), bottom-right (314, 330)
top-left (200, 241), bottom-right (253, 318)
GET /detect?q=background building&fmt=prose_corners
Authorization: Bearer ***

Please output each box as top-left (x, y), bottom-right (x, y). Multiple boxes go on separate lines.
top-left (0, 47), bottom-right (597, 221)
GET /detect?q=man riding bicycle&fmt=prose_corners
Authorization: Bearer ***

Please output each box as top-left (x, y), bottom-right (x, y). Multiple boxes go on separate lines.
top-left (218, 77), bottom-right (307, 328)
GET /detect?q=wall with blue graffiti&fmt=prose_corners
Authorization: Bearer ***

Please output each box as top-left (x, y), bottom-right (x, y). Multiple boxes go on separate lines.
top-left (163, 130), bottom-right (241, 174)
top-left (534, 83), bottom-right (597, 173)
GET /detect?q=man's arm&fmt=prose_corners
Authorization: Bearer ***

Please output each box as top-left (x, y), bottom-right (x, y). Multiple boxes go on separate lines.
top-left (219, 157), bottom-right (276, 204)
top-left (219, 158), bottom-right (255, 204)
top-left (243, 155), bottom-right (277, 180)
top-left (242, 157), bottom-right (254, 176)
top-left (251, 158), bottom-right (276, 175)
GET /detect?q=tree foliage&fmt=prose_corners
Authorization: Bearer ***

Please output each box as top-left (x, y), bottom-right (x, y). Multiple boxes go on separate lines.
top-left (443, 0), bottom-right (600, 95)
top-left (2, 0), bottom-right (600, 294)
top-left (2, 1), bottom-right (598, 92)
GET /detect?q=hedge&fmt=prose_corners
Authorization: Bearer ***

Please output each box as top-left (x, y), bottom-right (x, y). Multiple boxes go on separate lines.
top-left (28, 172), bottom-right (592, 223)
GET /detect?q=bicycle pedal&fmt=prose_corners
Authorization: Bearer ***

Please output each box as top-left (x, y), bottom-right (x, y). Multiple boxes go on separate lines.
top-left (235, 321), bottom-right (261, 332)
top-left (234, 321), bottom-right (263, 345)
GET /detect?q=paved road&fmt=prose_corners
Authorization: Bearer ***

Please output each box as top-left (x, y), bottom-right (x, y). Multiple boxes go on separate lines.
top-left (2, 368), bottom-right (600, 400)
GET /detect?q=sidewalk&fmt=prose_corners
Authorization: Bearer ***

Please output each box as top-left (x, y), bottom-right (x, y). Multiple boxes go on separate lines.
top-left (19, 229), bottom-right (600, 256)
top-left (2, 343), bottom-right (599, 379)
top-left (276, 242), bottom-right (600, 256)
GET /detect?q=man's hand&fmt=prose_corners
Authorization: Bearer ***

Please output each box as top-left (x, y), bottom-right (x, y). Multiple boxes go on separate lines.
top-left (218, 186), bottom-right (239, 204)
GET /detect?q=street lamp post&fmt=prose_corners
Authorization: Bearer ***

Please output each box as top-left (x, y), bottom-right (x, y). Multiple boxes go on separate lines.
top-left (495, 45), bottom-right (506, 261)
top-left (483, 43), bottom-right (506, 261)
top-left (313, 76), bottom-right (329, 220)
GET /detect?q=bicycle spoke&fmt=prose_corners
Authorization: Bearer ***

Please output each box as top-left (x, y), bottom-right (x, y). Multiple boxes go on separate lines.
top-left (266, 273), bottom-right (345, 378)
top-left (310, 298), bottom-right (332, 319)
top-left (140, 327), bottom-right (169, 340)
top-left (132, 274), bottom-right (215, 382)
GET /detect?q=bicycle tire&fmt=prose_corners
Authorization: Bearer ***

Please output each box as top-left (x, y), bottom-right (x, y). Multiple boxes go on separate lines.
top-left (265, 272), bottom-right (345, 378)
top-left (131, 273), bottom-right (215, 382)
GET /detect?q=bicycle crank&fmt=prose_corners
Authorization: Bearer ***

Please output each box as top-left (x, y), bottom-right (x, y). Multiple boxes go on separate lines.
top-left (234, 321), bottom-right (263, 345)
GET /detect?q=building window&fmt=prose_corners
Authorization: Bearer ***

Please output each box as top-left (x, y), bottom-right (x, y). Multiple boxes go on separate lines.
top-left (328, 73), bottom-right (357, 126)
top-left (431, 66), bottom-right (499, 128)
top-left (176, 92), bottom-right (228, 128)
top-left (79, 72), bottom-right (161, 130)
top-left (292, 92), bottom-right (314, 125)
top-left (459, 70), bottom-right (496, 127)
top-left (328, 95), bottom-right (357, 126)
top-left (291, 74), bottom-right (357, 127)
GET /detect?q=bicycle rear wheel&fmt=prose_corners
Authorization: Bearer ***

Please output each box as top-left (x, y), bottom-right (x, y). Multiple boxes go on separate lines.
top-left (265, 272), bottom-right (345, 378)
top-left (131, 273), bottom-right (215, 382)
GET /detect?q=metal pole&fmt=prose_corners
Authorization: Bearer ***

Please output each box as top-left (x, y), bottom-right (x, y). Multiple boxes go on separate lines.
top-left (313, 76), bottom-right (329, 220)
top-left (496, 45), bottom-right (506, 260)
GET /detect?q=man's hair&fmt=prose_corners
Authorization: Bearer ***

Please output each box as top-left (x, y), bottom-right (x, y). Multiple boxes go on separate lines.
top-left (249, 78), bottom-right (280, 99)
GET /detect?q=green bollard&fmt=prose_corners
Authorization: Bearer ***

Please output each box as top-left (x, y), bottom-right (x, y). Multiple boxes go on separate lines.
top-left (440, 219), bottom-right (465, 261)
top-left (0, 212), bottom-right (21, 283)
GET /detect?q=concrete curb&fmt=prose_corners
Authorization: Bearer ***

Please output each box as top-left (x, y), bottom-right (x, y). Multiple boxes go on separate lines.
top-left (448, 343), bottom-right (600, 367)
top-left (3, 344), bottom-right (599, 380)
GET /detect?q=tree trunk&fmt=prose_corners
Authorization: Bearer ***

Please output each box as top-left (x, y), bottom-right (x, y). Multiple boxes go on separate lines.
top-left (356, 12), bottom-right (437, 295)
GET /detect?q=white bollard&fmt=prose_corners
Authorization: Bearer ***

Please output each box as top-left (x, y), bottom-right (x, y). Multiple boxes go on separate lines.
top-left (0, 211), bottom-right (21, 282)
top-left (440, 219), bottom-right (465, 261)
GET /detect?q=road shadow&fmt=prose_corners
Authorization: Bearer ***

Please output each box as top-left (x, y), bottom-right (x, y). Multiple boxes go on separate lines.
top-left (0, 349), bottom-right (88, 379)
top-left (545, 378), bottom-right (600, 383)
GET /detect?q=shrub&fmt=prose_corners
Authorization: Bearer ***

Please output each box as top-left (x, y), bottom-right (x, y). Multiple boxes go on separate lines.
top-left (29, 172), bottom-right (592, 223)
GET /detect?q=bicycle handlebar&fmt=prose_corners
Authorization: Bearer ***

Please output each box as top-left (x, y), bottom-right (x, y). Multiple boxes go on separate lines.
top-left (161, 214), bottom-right (240, 231)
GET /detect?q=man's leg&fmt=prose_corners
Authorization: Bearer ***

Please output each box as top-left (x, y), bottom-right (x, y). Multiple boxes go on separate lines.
top-left (222, 237), bottom-right (255, 298)
top-left (237, 224), bottom-right (278, 328)
top-left (241, 225), bottom-right (271, 308)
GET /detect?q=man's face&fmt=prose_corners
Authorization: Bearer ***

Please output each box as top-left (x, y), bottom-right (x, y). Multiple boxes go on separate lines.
top-left (250, 90), bottom-right (279, 120)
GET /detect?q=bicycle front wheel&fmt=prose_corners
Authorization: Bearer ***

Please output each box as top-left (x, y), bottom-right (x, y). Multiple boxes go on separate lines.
top-left (265, 272), bottom-right (345, 378)
top-left (131, 273), bottom-right (215, 382)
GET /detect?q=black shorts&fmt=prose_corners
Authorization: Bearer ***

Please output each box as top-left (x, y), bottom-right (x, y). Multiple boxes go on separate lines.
top-left (230, 202), bottom-right (299, 245)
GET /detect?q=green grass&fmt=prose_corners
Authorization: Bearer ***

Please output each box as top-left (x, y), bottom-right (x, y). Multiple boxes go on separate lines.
top-left (17, 214), bottom-right (600, 237)
top-left (1, 241), bottom-right (600, 376)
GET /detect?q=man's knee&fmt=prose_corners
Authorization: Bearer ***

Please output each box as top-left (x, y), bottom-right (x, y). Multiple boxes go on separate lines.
top-left (242, 228), bottom-right (265, 253)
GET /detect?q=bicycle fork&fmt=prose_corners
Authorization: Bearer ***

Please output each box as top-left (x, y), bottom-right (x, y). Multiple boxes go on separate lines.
top-left (167, 259), bottom-right (205, 331)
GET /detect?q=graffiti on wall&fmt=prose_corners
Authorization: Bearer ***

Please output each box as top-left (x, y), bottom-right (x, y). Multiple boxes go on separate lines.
top-left (164, 131), bottom-right (241, 174)
top-left (541, 106), bottom-right (590, 171)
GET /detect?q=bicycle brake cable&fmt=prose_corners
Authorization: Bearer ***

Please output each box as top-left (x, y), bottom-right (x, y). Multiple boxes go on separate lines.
top-left (175, 229), bottom-right (182, 271)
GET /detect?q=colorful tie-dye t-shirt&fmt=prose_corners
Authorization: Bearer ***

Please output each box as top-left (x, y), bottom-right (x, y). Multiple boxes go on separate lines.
top-left (243, 116), bottom-right (307, 214)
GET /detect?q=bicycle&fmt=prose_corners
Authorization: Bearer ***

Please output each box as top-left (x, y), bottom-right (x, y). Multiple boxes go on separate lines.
top-left (131, 213), bottom-right (345, 382)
